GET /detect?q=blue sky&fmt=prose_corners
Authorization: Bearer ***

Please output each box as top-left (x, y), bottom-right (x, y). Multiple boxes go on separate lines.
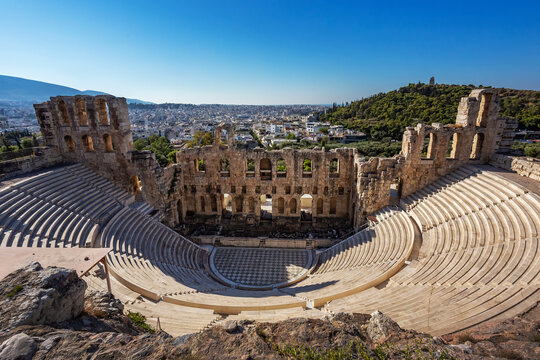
top-left (1, 0), bottom-right (539, 104)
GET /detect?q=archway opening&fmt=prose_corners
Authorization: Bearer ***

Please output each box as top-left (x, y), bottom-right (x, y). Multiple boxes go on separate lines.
top-left (277, 197), bottom-right (285, 214)
top-left (421, 133), bottom-right (436, 159)
top-left (289, 198), bottom-right (297, 214)
top-left (470, 133), bottom-right (484, 159)
top-left (260, 158), bottom-right (272, 180)
top-left (316, 198), bottom-right (324, 215)
top-left (447, 133), bottom-right (460, 159)
top-left (300, 194), bottom-right (313, 221)
top-left (220, 158), bottom-right (230, 177)
top-left (75, 98), bottom-right (88, 126)
top-left (476, 93), bottom-right (492, 127)
top-left (302, 158), bottom-right (312, 178)
top-left (330, 197), bottom-right (337, 215)
top-left (222, 193), bottom-right (232, 218)
top-left (103, 134), bottom-right (114, 152)
top-left (329, 158), bottom-right (339, 177)
top-left (81, 135), bottom-right (94, 152)
top-left (96, 98), bottom-right (109, 126)
top-left (276, 158), bottom-right (287, 177)
top-left (58, 99), bottom-right (70, 126)
top-left (64, 135), bottom-right (75, 152)
top-left (200, 196), bottom-right (206, 212)
top-left (260, 194), bottom-right (272, 220)
top-left (129, 176), bottom-right (141, 194)
top-left (235, 196), bottom-right (243, 213)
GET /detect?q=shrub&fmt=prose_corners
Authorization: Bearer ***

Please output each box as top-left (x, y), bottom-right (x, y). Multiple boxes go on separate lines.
top-left (127, 311), bottom-right (155, 333)
top-left (6, 284), bottom-right (23, 298)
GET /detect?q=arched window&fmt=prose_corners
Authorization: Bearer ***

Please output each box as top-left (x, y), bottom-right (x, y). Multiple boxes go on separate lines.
top-left (302, 158), bottom-right (312, 178)
top-left (58, 99), bottom-right (70, 126)
top-left (248, 197), bottom-right (255, 213)
top-left (447, 133), bottom-right (460, 159)
top-left (222, 193), bottom-right (232, 217)
top-left (235, 196), bottom-right (243, 213)
top-left (476, 93), bottom-right (492, 127)
top-left (81, 135), bottom-right (94, 152)
top-left (196, 159), bottom-right (205, 172)
top-left (75, 98), bottom-right (88, 126)
top-left (211, 196), bottom-right (218, 212)
top-left (96, 98), bottom-right (109, 126)
top-left (470, 133), bottom-right (484, 159)
top-left (289, 198), bottom-right (297, 214)
top-left (330, 197), bottom-right (336, 214)
top-left (220, 158), bottom-right (230, 177)
top-left (329, 158), bottom-right (339, 177)
top-left (260, 158), bottom-right (272, 180)
top-left (129, 176), bottom-right (141, 194)
top-left (177, 199), bottom-right (183, 222)
top-left (276, 158), bottom-right (287, 177)
top-left (102, 134), bottom-right (113, 152)
top-left (260, 194), bottom-right (272, 220)
top-left (277, 197), bottom-right (285, 214)
top-left (300, 194), bottom-right (312, 221)
top-left (317, 198), bottom-right (323, 215)
top-left (421, 133), bottom-right (437, 160)
top-left (64, 135), bottom-right (75, 152)
top-left (246, 158), bottom-right (255, 176)
top-left (200, 196), bottom-right (206, 212)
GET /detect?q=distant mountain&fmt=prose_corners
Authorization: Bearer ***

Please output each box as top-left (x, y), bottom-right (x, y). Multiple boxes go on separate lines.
top-left (0, 75), bottom-right (153, 105)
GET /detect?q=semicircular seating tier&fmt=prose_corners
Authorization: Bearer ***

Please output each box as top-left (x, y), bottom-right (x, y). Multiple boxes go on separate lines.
top-left (0, 163), bottom-right (538, 337)
top-left (326, 165), bottom-right (540, 335)
top-left (0, 164), bottom-right (131, 248)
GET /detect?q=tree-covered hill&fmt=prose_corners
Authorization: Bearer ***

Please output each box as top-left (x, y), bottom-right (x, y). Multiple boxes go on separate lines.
top-left (319, 83), bottom-right (540, 140)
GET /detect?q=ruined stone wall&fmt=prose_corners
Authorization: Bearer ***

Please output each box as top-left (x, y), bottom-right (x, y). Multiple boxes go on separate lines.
top-left (28, 90), bottom-right (511, 234)
top-left (34, 95), bottom-right (136, 189)
top-left (175, 124), bottom-right (356, 232)
top-left (490, 154), bottom-right (540, 182)
top-left (352, 89), bottom-right (507, 224)
top-left (0, 147), bottom-right (63, 181)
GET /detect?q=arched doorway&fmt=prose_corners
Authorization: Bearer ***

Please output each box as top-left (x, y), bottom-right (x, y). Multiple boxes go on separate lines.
top-left (300, 194), bottom-right (313, 221)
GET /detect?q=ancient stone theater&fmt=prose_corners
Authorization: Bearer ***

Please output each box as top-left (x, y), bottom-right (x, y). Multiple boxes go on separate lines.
top-left (0, 89), bottom-right (538, 336)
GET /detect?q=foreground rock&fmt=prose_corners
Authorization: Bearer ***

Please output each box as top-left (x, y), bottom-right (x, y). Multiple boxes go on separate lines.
top-left (0, 263), bottom-right (538, 359)
top-left (0, 262), bottom-right (86, 330)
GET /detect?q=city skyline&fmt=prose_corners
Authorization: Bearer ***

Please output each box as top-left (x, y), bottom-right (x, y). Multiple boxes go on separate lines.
top-left (1, 0), bottom-right (539, 105)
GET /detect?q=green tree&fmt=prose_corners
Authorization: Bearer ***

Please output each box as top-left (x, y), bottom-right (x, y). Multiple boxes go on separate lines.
top-left (21, 138), bottom-right (34, 149)
top-left (187, 131), bottom-right (214, 148)
top-left (286, 132), bottom-right (295, 140)
top-left (303, 158), bottom-right (312, 172)
top-left (318, 127), bottom-right (329, 135)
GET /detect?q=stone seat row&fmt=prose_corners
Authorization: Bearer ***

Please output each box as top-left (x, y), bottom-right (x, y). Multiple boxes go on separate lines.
top-left (84, 272), bottom-right (221, 336)
top-left (315, 209), bottom-right (412, 273)
top-left (279, 209), bottom-right (415, 307)
top-left (100, 207), bottom-right (207, 270)
top-left (327, 167), bottom-right (540, 335)
top-left (0, 164), bottom-right (129, 248)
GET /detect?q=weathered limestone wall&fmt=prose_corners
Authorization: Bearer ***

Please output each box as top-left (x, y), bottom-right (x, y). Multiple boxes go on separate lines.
top-left (0, 147), bottom-right (63, 180)
top-left (27, 90), bottom-right (512, 234)
top-left (130, 150), bottom-right (183, 226)
top-left (353, 89), bottom-right (506, 224)
top-left (175, 124), bottom-right (356, 232)
top-left (34, 96), bottom-right (136, 190)
top-left (490, 154), bottom-right (540, 182)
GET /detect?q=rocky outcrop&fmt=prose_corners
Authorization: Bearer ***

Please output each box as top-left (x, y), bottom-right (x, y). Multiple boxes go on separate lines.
top-left (366, 310), bottom-right (403, 342)
top-left (0, 262), bottom-right (86, 330)
top-left (0, 333), bottom-right (37, 360)
top-left (0, 263), bottom-right (538, 359)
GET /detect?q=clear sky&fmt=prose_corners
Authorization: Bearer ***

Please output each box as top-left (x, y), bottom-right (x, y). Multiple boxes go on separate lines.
top-left (1, 0), bottom-right (539, 104)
